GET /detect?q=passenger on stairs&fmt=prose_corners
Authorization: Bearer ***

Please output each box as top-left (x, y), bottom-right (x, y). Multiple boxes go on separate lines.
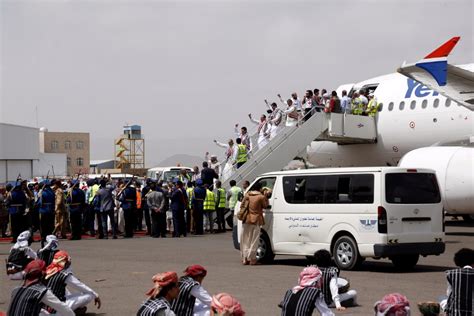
top-left (283, 99), bottom-right (299, 127)
top-left (234, 124), bottom-right (252, 152)
top-left (248, 113), bottom-right (270, 150)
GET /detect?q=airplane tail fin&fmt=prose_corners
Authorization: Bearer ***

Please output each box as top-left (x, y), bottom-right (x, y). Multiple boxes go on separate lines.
top-left (424, 36), bottom-right (460, 59)
top-left (415, 37), bottom-right (461, 86)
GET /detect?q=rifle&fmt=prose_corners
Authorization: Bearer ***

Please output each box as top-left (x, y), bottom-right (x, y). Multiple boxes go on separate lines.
top-left (116, 175), bottom-right (135, 198)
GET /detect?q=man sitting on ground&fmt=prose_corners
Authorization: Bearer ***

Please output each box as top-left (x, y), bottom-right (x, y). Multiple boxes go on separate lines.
top-left (171, 265), bottom-right (212, 316)
top-left (44, 250), bottom-right (101, 314)
top-left (6, 230), bottom-right (37, 280)
top-left (313, 249), bottom-right (357, 310)
top-left (279, 266), bottom-right (334, 316)
top-left (441, 247), bottom-right (473, 315)
top-left (138, 271), bottom-right (180, 316)
top-left (37, 235), bottom-right (60, 266)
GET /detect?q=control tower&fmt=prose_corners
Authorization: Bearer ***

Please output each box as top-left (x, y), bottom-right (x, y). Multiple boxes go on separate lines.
top-left (115, 125), bottom-right (146, 175)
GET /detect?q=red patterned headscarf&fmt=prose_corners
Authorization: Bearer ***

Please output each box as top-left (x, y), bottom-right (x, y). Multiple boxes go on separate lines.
top-left (292, 266), bottom-right (322, 293)
top-left (145, 271), bottom-right (178, 298)
top-left (184, 265), bottom-right (207, 278)
top-left (374, 293), bottom-right (411, 316)
top-left (211, 293), bottom-right (245, 316)
top-left (45, 250), bottom-right (71, 280)
top-left (23, 259), bottom-right (46, 287)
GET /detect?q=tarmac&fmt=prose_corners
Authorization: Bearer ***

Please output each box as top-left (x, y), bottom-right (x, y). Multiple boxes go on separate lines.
top-left (0, 218), bottom-right (472, 315)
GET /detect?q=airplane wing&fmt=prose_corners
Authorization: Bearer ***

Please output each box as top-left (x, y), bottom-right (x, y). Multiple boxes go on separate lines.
top-left (397, 37), bottom-right (474, 111)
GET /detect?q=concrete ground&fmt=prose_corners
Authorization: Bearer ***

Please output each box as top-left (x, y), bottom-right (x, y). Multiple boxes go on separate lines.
top-left (0, 218), bottom-right (472, 315)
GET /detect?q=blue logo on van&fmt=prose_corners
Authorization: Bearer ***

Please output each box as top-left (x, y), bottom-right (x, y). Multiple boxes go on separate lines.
top-left (405, 79), bottom-right (439, 99)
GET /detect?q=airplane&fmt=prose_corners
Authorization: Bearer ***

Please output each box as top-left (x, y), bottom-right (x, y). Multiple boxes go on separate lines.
top-left (305, 37), bottom-right (474, 221)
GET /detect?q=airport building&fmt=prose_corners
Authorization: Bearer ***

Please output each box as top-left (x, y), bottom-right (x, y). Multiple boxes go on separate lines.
top-left (0, 123), bottom-right (67, 183)
top-left (39, 129), bottom-right (90, 176)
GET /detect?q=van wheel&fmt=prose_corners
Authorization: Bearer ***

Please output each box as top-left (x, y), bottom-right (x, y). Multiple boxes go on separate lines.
top-left (256, 233), bottom-right (275, 264)
top-left (391, 254), bottom-right (419, 271)
top-left (333, 236), bottom-right (360, 270)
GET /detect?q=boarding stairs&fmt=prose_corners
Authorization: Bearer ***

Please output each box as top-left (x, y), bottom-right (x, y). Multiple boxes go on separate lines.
top-left (220, 112), bottom-right (378, 188)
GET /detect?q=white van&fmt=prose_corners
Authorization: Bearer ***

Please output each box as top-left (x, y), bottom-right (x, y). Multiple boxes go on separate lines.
top-left (234, 167), bottom-right (445, 270)
top-left (146, 166), bottom-right (194, 183)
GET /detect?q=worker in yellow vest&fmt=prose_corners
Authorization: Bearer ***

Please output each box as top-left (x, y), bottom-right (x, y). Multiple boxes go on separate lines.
top-left (203, 185), bottom-right (216, 233)
top-left (234, 138), bottom-right (248, 169)
top-left (366, 95), bottom-right (379, 117)
top-left (215, 181), bottom-right (227, 233)
top-left (186, 182), bottom-right (194, 233)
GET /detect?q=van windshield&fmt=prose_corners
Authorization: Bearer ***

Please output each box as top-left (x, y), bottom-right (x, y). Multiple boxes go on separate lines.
top-left (385, 173), bottom-right (441, 204)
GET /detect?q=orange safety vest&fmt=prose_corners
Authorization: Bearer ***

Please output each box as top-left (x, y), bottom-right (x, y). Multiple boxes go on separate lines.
top-left (136, 190), bottom-right (142, 209)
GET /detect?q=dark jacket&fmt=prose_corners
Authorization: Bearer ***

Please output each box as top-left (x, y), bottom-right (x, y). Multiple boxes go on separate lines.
top-left (200, 168), bottom-right (218, 187)
top-left (97, 187), bottom-right (115, 212)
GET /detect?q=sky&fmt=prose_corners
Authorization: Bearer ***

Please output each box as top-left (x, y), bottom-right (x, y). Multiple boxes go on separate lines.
top-left (1, 0), bottom-right (472, 166)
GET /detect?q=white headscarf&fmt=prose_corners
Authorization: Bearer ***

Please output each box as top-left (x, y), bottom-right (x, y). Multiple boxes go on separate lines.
top-left (13, 230), bottom-right (31, 249)
top-left (39, 235), bottom-right (58, 253)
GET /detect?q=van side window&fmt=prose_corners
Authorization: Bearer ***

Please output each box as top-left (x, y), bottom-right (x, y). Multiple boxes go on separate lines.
top-left (250, 177), bottom-right (276, 198)
top-left (283, 174), bottom-right (374, 204)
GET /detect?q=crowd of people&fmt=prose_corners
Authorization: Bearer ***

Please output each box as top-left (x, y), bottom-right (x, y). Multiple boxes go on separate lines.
top-left (4, 228), bottom-right (473, 315)
top-left (208, 88), bottom-right (379, 182)
top-left (0, 167), bottom-right (250, 244)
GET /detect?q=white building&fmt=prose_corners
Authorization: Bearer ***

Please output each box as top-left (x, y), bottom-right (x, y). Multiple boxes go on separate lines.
top-left (0, 123), bottom-right (66, 183)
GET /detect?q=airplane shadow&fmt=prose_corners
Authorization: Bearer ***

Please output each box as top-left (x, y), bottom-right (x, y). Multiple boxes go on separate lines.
top-left (271, 258), bottom-right (453, 273)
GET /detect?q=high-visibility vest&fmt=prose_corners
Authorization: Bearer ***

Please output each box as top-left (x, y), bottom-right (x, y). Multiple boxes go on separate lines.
top-left (228, 186), bottom-right (242, 210)
top-left (88, 184), bottom-right (99, 203)
top-left (236, 144), bottom-right (247, 163)
top-left (367, 98), bottom-right (379, 117)
top-left (216, 188), bottom-right (226, 208)
top-left (136, 190), bottom-right (142, 209)
top-left (186, 187), bottom-right (194, 209)
top-left (203, 189), bottom-right (215, 211)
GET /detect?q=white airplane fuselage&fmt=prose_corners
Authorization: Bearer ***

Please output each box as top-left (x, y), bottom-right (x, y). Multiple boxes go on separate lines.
top-left (307, 64), bottom-right (474, 167)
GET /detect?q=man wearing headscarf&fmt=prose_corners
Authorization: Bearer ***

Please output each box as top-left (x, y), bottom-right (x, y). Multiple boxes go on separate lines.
top-left (44, 250), bottom-right (101, 314)
top-left (6, 230), bottom-right (37, 280)
top-left (279, 266), bottom-right (334, 316)
top-left (171, 265), bottom-right (212, 316)
top-left (7, 259), bottom-right (74, 316)
top-left (211, 293), bottom-right (245, 316)
top-left (373, 293), bottom-right (410, 316)
top-left (37, 235), bottom-right (60, 266)
top-left (138, 271), bottom-right (180, 316)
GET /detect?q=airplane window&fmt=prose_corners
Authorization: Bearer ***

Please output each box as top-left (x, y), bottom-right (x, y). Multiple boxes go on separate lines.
top-left (388, 102), bottom-right (394, 111)
top-left (378, 103), bottom-right (383, 112)
top-left (433, 98), bottom-right (439, 108)
top-left (445, 99), bottom-right (451, 107)
top-left (399, 101), bottom-right (405, 110)
top-left (410, 100), bottom-right (416, 110)
top-left (421, 99), bottom-right (428, 109)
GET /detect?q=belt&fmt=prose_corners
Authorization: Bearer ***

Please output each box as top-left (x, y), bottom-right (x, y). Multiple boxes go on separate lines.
top-left (43, 203), bottom-right (53, 205)
top-left (69, 203), bottom-right (81, 206)
top-left (194, 199), bottom-right (204, 201)
top-left (125, 199), bottom-right (134, 202)
top-left (10, 204), bottom-right (23, 207)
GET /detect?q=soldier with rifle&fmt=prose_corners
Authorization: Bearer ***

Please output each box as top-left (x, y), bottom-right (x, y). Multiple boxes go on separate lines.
top-left (66, 179), bottom-right (85, 240)
top-left (118, 177), bottom-right (137, 238)
top-left (5, 175), bottom-right (28, 242)
top-left (36, 179), bottom-right (56, 245)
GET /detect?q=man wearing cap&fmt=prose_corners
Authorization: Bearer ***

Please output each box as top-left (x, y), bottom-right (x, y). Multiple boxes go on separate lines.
top-left (7, 259), bottom-right (75, 316)
top-left (66, 180), bottom-right (85, 240)
top-left (171, 265), bottom-right (212, 316)
top-left (192, 179), bottom-right (206, 235)
top-left (146, 180), bottom-right (167, 238)
top-left (170, 180), bottom-right (187, 237)
top-left (119, 181), bottom-right (137, 238)
top-left (279, 266), bottom-right (334, 316)
top-left (52, 180), bottom-right (67, 239)
top-left (44, 250), bottom-right (101, 314)
top-left (5, 181), bottom-right (28, 242)
top-left (37, 234), bottom-right (60, 266)
top-left (138, 271), bottom-right (180, 316)
top-left (36, 180), bottom-right (56, 245)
